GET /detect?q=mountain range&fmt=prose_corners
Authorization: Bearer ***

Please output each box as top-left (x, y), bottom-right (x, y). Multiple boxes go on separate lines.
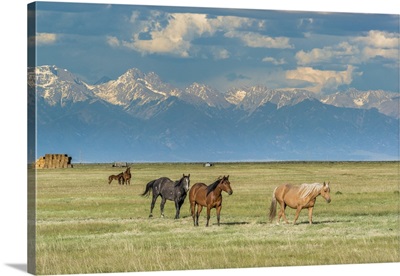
top-left (28, 65), bottom-right (399, 162)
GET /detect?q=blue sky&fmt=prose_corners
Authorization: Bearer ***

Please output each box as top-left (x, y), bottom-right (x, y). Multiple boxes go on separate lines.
top-left (29, 1), bottom-right (399, 94)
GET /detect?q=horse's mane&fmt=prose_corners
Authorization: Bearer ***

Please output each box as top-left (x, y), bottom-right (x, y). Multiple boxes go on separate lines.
top-left (206, 177), bottom-right (223, 195)
top-left (298, 183), bottom-right (323, 199)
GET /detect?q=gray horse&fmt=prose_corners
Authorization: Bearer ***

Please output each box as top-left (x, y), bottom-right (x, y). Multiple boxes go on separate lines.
top-left (141, 174), bottom-right (190, 219)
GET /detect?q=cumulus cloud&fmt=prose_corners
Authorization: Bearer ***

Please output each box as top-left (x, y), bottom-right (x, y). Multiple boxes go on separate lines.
top-left (353, 30), bottom-right (399, 49)
top-left (129, 13), bottom-right (213, 57)
top-left (295, 30), bottom-right (399, 66)
top-left (285, 65), bottom-right (357, 93)
top-left (114, 11), bottom-right (290, 58)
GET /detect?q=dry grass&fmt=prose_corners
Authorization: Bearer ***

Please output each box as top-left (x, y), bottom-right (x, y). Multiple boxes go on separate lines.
top-left (34, 162), bottom-right (399, 274)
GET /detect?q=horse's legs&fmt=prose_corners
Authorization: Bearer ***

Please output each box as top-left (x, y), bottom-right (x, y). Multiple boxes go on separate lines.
top-left (277, 201), bottom-right (288, 224)
top-left (206, 206), bottom-right (211, 227)
top-left (216, 205), bottom-right (222, 226)
top-left (149, 194), bottom-right (158, 218)
top-left (308, 207), bottom-right (314, 224)
top-left (293, 206), bottom-right (303, 225)
top-left (160, 197), bottom-right (167, 218)
top-left (174, 200), bottom-right (180, 219)
top-left (196, 205), bottom-right (203, 226)
top-left (281, 204), bottom-right (290, 224)
top-left (190, 202), bottom-right (196, 226)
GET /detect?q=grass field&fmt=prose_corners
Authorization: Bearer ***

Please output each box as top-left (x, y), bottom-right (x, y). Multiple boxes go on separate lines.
top-left (34, 162), bottom-right (399, 275)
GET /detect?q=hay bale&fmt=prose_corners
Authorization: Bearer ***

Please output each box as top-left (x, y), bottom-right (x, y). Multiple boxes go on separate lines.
top-left (36, 153), bottom-right (73, 169)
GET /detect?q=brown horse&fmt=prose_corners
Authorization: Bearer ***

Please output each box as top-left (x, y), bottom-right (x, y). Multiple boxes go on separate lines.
top-left (122, 167), bottom-right (131, 185)
top-left (189, 175), bottom-right (233, 227)
top-left (108, 173), bottom-right (124, 185)
top-left (269, 182), bottom-right (331, 225)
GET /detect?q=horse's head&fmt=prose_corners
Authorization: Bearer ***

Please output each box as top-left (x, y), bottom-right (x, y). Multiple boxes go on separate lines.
top-left (219, 175), bottom-right (233, 195)
top-left (181, 174), bottom-right (191, 192)
top-left (321, 182), bottom-right (331, 203)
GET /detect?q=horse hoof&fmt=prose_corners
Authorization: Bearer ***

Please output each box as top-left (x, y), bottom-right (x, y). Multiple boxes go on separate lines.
top-left (149, 214), bottom-right (153, 218)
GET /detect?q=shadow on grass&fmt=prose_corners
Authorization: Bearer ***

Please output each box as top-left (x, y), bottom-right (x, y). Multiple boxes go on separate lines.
top-left (256, 219), bottom-right (351, 225)
top-left (295, 219), bottom-right (351, 225)
top-left (219, 221), bottom-right (250, 226)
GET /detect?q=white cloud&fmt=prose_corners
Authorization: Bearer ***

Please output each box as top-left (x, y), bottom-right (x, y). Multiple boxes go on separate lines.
top-left (212, 48), bottom-right (230, 60)
top-left (362, 47), bottom-right (398, 60)
top-left (285, 65), bottom-right (357, 93)
top-left (296, 41), bottom-right (359, 65)
top-left (262, 56), bottom-right (286, 65)
top-left (225, 31), bottom-right (293, 49)
top-left (116, 11), bottom-right (289, 57)
top-left (128, 13), bottom-right (215, 57)
top-left (353, 30), bottom-right (399, 49)
top-left (34, 33), bottom-right (57, 46)
top-left (106, 36), bottom-right (120, 47)
top-left (295, 30), bottom-right (399, 66)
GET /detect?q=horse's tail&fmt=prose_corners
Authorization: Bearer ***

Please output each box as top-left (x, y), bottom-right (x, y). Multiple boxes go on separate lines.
top-left (141, 180), bottom-right (156, 197)
top-left (268, 187), bottom-right (278, 223)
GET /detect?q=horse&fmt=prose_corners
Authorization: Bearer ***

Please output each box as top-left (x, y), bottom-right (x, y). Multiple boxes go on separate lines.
top-left (189, 175), bottom-right (233, 227)
top-left (269, 182), bottom-right (331, 225)
top-left (122, 167), bottom-right (131, 185)
top-left (141, 174), bottom-right (190, 219)
top-left (108, 172), bottom-right (124, 185)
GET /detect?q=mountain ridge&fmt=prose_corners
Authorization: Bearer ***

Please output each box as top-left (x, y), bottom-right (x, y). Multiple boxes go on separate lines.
top-left (29, 65), bottom-right (399, 162)
top-left (30, 65), bottom-right (399, 118)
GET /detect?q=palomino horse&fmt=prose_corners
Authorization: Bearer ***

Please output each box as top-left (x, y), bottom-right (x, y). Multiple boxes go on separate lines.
top-left (189, 175), bottom-right (233, 227)
top-left (141, 174), bottom-right (190, 219)
top-left (269, 182), bottom-right (331, 225)
top-left (108, 172), bottom-right (124, 184)
top-left (122, 167), bottom-right (131, 185)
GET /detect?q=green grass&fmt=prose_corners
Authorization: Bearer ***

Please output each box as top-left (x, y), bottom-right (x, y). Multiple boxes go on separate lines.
top-left (34, 162), bottom-right (400, 274)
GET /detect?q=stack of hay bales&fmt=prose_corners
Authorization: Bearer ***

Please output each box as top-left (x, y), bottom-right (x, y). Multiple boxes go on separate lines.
top-left (35, 154), bottom-right (73, 169)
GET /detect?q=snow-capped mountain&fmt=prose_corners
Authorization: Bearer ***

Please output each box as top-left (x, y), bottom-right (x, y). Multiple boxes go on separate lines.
top-left (321, 89), bottom-right (399, 118)
top-left (226, 86), bottom-right (317, 112)
top-left (30, 65), bottom-right (399, 162)
top-left (92, 68), bottom-right (180, 106)
top-left (183, 83), bottom-right (231, 108)
top-left (29, 65), bottom-right (95, 106)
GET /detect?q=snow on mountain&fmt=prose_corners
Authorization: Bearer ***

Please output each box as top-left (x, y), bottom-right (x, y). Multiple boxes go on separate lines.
top-left (184, 83), bottom-right (231, 108)
top-left (31, 65), bottom-right (399, 119)
top-left (226, 86), bottom-right (317, 112)
top-left (92, 68), bottom-right (181, 107)
top-left (32, 65), bottom-right (399, 162)
top-left (321, 89), bottom-right (399, 118)
top-left (29, 65), bottom-right (95, 106)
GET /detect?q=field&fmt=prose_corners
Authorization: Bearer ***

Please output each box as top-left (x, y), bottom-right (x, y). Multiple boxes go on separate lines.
top-left (34, 162), bottom-right (399, 275)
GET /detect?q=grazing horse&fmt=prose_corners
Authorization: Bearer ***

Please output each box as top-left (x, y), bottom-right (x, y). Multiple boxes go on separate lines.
top-left (122, 167), bottom-right (131, 185)
top-left (141, 174), bottom-right (190, 219)
top-left (269, 182), bottom-right (331, 225)
top-left (189, 175), bottom-right (233, 227)
top-left (108, 173), bottom-right (124, 184)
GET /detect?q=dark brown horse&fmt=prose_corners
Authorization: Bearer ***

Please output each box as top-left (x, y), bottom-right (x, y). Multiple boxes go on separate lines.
top-left (189, 175), bottom-right (233, 227)
top-left (122, 167), bottom-right (131, 185)
top-left (269, 182), bottom-right (331, 225)
top-left (141, 174), bottom-right (191, 219)
top-left (108, 173), bottom-right (124, 184)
